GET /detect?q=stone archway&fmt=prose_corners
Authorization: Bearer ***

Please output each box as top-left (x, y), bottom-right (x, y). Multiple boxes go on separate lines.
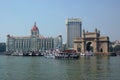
top-left (74, 28), bottom-right (109, 53)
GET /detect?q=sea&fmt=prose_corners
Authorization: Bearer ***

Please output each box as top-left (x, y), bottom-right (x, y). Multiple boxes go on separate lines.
top-left (0, 55), bottom-right (120, 80)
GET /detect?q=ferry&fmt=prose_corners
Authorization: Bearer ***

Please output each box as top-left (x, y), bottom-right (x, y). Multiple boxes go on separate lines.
top-left (55, 52), bottom-right (79, 59)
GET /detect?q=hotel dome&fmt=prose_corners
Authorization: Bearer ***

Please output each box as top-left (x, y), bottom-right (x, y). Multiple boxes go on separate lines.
top-left (31, 22), bottom-right (39, 31)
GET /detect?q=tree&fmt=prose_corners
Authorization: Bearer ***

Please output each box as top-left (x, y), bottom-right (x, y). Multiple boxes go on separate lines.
top-left (114, 45), bottom-right (120, 52)
top-left (109, 46), bottom-right (113, 52)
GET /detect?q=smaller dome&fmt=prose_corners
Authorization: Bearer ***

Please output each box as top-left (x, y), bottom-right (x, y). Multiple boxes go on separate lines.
top-left (31, 22), bottom-right (39, 31)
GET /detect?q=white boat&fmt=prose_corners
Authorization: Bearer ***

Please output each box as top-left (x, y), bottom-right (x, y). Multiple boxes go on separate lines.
top-left (80, 52), bottom-right (94, 56)
top-left (18, 52), bottom-right (23, 56)
top-left (80, 53), bottom-right (85, 56)
top-left (44, 53), bottom-right (55, 59)
top-left (11, 52), bottom-right (23, 56)
top-left (55, 52), bottom-right (79, 59)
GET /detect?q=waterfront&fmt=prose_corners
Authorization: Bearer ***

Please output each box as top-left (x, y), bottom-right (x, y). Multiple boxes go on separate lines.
top-left (0, 55), bottom-right (119, 80)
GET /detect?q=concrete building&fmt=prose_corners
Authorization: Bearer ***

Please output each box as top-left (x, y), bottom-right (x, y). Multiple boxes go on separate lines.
top-left (54, 35), bottom-right (62, 50)
top-left (6, 22), bottom-right (62, 52)
top-left (0, 43), bottom-right (6, 52)
top-left (74, 28), bottom-right (109, 53)
top-left (66, 18), bottom-right (82, 49)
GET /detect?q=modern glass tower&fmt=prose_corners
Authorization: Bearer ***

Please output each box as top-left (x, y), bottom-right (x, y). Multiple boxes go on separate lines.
top-left (66, 18), bottom-right (82, 49)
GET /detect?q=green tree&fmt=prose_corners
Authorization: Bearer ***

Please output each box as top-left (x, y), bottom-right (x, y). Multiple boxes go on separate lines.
top-left (114, 45), bottom-right (120, 52)
top-left (109, 46), bottom-right (113, 52)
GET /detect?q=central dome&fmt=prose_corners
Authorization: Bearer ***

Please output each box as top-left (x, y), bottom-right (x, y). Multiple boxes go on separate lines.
top-left (31, 22), bottom-right (39, 31)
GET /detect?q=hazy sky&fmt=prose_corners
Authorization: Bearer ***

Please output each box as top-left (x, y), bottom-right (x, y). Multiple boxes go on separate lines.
top-left (0, 0), bottom-right (120, 43)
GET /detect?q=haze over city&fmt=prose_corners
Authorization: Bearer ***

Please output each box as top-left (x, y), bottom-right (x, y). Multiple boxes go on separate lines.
top-left (0, 0), bottom-right (120, 42)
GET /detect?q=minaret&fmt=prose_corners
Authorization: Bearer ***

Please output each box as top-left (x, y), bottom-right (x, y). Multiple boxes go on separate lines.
top-left (34, 22), bottom-right (36, 26)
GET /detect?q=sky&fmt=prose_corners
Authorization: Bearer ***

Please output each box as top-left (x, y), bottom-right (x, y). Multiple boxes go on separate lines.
top-left (0, 0), bottom-right (120, 43)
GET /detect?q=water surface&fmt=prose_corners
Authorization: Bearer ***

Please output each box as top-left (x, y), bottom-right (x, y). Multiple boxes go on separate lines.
top-left (0, 55), bottom-right (119, 80)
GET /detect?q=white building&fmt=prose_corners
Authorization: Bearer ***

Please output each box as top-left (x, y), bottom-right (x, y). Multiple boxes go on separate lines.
top-left (6, 22), bottom-right (62, 52)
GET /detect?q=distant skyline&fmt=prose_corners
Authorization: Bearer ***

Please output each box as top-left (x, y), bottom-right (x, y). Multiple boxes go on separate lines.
top-left (0, 0), bottom-right (120, 43)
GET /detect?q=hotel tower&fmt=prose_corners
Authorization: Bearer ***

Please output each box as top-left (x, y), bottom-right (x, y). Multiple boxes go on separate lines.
top-left (66, 18), bottom-right (82, 49)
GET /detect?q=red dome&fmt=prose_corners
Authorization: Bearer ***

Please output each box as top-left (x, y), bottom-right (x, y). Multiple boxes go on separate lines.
top-left (32, 26), bottom-right (38, 31)
top-left (31, 22), bottom-right (39, 31)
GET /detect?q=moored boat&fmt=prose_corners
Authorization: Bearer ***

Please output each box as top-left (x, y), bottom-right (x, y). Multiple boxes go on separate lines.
top-left (44, 53), bottom-right (55, 59)
top-left (55, 52), bottom-right (79, 59)
top-left (80, 51), bottom-right (94, 56)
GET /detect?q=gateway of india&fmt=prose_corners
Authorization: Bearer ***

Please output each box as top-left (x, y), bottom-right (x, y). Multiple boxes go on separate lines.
top-left (74, 29), bottom-right (109, 53)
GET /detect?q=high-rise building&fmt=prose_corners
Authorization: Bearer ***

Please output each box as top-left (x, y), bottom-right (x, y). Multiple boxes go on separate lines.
top-left (54, 35), bottom-right (62, 50)
top-left (6, 22), bottom-right (62, 52)
top-left (66, 18), bottom-right (82, 49)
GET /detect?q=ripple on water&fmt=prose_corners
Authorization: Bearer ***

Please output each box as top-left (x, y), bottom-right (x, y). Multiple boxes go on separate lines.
top-left (0, 55), bottom-right (120, 80)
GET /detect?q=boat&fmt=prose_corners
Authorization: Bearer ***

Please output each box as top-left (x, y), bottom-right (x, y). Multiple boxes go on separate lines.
top-left (80, 51), bottom-right (94, 56)
top-left (44, 53), bottom-right (55, 59)
top-left (22, 51), bottom-right (44, 56)
top-left (18, 52), bottom-right (23, 56)
top-left (80, 53), bottom-right (85, 56)
top-left (55, 52), bottom-right (79, 59)
top-left (11, 52), bottom-right (23, 56)
top-left (5, 51), bottom-right (12, 56)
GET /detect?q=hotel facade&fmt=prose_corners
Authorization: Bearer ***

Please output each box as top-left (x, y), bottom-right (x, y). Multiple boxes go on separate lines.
top-left (66, 18), bottom-right (82, 49)
top-left (6, 22), bottom-right (62, 52)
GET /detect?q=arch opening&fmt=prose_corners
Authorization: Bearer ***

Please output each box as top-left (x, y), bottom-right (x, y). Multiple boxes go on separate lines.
top-left (100, 48), bottom-right (103, 52)
top-left (86, 42), bottom-right (93, 52)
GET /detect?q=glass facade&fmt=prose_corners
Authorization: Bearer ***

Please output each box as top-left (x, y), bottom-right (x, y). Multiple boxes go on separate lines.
top-left (66, 18), bottom-right (82, 49)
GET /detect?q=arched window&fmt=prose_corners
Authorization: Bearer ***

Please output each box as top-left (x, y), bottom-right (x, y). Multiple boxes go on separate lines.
top-left (100, 48), bottom-right (103, 52)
